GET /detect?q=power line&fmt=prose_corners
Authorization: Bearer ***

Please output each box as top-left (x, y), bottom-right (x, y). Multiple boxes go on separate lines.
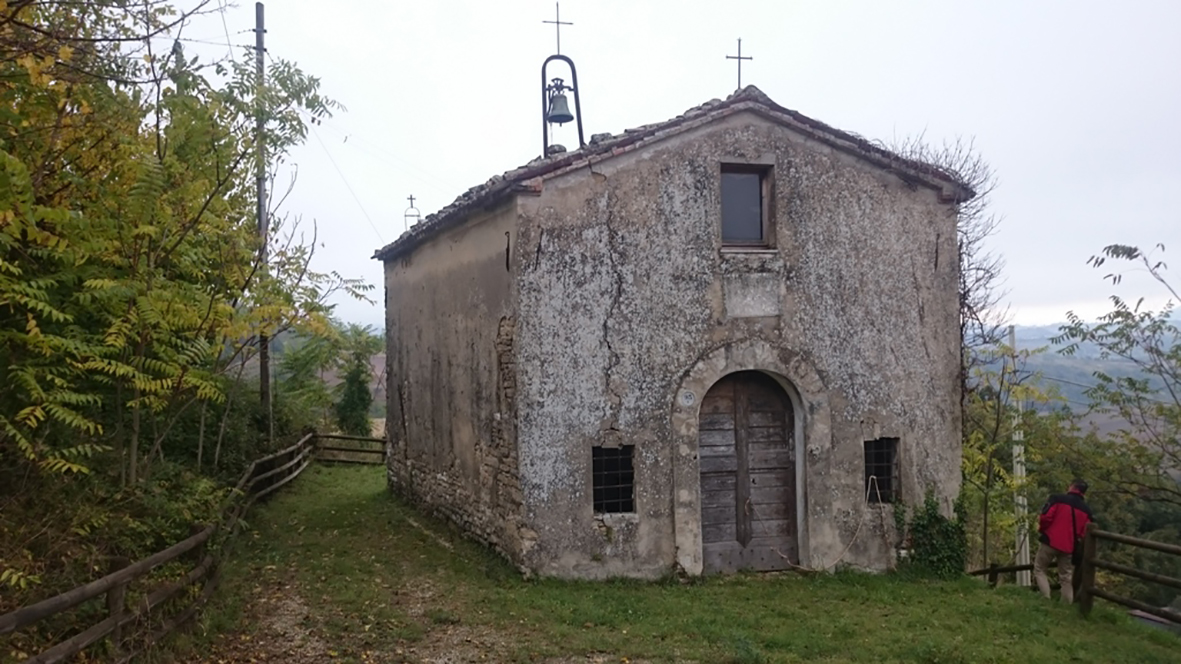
top-left (311, 126), bottom-right (385, 244)
top-left (269, 51), bottom-right (456, 203)
top-left (1039, 376), bottom-right (1099, 390)
top-left (276, 90), bottom-right (455, 198)
top-left (255, 50), bottom-right (384, 243)
top-left (174, 36), bottom-right (253, 49)
top-left (300, 112), bottom-right (456, 198)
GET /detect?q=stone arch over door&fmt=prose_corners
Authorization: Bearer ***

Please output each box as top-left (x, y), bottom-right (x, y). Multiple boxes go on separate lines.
top-left (670, 339), bottom-right (832, 576)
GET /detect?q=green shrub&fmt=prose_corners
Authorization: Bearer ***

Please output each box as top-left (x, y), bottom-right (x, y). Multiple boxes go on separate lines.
top-left (335, 362), bottom-right (373, 436)
top-left (900, 490), bottom-right (968, 578)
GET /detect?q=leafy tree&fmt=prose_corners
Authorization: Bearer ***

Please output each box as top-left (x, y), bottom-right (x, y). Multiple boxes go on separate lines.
top-left (274, 322), bottom-right (382, 436)
top-left (0, 0), bottom-right (371, 621)
top-left (957, 338), bottom-right (1099, 570)
top-left (961, 342), bottom-right (1046, 568)
top-left (1055, 244), bottom-right (1180, 507)
top-left (0, 0), bottom-right (369, 486)
top-left (336, 362), bottom-right (373, 436)
top-left (279, 331), bottom-right (343, 428)
top-left (334, 324), bottom-right (382, 436)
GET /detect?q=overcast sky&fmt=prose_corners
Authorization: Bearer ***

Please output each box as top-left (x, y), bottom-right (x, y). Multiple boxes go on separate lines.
top-left (187, 0), bottom-right (1179, 329)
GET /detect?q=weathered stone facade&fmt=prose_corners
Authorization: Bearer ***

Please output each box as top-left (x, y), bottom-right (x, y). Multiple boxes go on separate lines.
top-left (375, 87), bottom-right (971, 579)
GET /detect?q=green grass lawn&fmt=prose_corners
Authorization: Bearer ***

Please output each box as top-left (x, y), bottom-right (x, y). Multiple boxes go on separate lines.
top-left (177, 464), bottom-right (1179, 663)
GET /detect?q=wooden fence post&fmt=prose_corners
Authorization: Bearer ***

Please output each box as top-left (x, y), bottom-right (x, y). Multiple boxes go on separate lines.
top-left (987, 563), bottom-right (999, 587)
top-left (255, 456), bottom-right (269, 497)
top-left (189, 524), bottom-right (206, 561)
top-left (1077, 523), bottom-right (1098, 616)
top-left (106, 556), bottom-right (131, 653)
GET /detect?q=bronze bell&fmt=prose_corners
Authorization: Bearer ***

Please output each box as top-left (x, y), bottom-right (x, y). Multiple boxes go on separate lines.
top-left (546, 92), bottom-right (574, 125)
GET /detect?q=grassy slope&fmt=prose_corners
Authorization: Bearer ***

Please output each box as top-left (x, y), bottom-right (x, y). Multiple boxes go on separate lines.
top-left (180, 465), bottom-right (1179, 664)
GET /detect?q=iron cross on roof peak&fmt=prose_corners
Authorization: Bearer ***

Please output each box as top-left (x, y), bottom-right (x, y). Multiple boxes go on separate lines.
top-left (542, 2), bottom-right (573, 55)
top-left (726, 38), bottom-right (753, 89)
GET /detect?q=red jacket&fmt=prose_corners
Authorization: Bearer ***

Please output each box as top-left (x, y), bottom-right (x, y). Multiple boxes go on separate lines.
top-left (1038, 490), bottom-right (1093, 553)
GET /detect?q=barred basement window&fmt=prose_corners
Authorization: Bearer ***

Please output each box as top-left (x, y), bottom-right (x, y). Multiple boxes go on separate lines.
top-left (592, 445), bottom-right (635, 513)
top-left (864, 437), bottom-right (899, 504)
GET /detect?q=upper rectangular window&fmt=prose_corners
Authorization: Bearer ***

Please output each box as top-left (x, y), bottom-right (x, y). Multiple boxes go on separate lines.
top-left (721, 165), bottom-right (771, 246)
top-left (864, 437), bottom-right (899, 504)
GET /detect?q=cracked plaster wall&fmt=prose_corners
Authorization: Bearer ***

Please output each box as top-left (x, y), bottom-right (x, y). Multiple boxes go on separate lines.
top-left (512, 111), bottom-right (961, 578)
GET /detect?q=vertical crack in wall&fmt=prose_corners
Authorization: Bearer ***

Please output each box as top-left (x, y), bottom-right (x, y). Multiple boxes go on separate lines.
top-left (531, 228), bottom-right (546, 271)
top-left (397, 381), bottom-right (410, 448)
top-left (910, 263), bottom-right (934, 365)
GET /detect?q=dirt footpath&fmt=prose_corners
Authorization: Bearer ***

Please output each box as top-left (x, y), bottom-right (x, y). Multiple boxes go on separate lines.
top-left (192, 576), bottom-right (646, 664)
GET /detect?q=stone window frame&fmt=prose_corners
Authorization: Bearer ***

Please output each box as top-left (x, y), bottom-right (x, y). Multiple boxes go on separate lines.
top-left (864, 437), bottom-right (900, 504)
top-left (719, 161), bottom-right (776, 249)
top-left (591, 445), bottom-right (636, 514)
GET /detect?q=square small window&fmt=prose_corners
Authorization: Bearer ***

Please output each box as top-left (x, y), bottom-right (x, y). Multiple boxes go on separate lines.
top-left (721, 164), bottom-right (771, 246)
top-left (592, 446), bottom-right (635, 513)
top-left (864, 438), bottom-right (899, 504)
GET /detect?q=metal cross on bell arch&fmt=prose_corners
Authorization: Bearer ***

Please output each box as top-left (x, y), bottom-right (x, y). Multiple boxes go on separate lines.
top-left (403, 194), bottom-right (421, 232)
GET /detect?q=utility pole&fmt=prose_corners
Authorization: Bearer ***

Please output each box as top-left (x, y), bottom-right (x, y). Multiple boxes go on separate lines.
top-left (1010, 324), bottom-right (1031, 586)
top-left (255, 2), bottom-right (272, 445)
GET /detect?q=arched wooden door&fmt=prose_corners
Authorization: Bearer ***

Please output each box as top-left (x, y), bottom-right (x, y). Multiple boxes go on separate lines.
top-left (699, 371), bottom-right (797, 573)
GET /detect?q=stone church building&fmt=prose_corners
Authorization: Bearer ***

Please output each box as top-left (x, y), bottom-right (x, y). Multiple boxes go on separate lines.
top-left (374, 86), bottom-right (970, 578)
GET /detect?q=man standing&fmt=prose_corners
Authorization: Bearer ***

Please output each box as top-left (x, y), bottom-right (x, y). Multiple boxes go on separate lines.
top-left (1034, 480), bottom-right (1094, 603)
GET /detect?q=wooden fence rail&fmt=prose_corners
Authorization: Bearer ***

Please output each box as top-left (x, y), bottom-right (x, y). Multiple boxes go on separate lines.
top-left (314, 433), bottom-right (384, 465)
top-left (1078, 524), bottom-right (1181, 626)
top-left (968, 563), bottom-right (1036, 588)
top-left (0, 431), bottom-right (371, 664)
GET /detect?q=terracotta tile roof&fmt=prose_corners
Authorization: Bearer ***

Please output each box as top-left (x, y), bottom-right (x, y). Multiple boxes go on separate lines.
top-left (373, 85), bottom-right (974, 262)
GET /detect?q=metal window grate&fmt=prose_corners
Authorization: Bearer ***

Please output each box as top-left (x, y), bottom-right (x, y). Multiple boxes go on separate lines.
top-left (592, 446), bottom-right (635, 514)
top-left (864, 437), bottom-right (899, 504)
